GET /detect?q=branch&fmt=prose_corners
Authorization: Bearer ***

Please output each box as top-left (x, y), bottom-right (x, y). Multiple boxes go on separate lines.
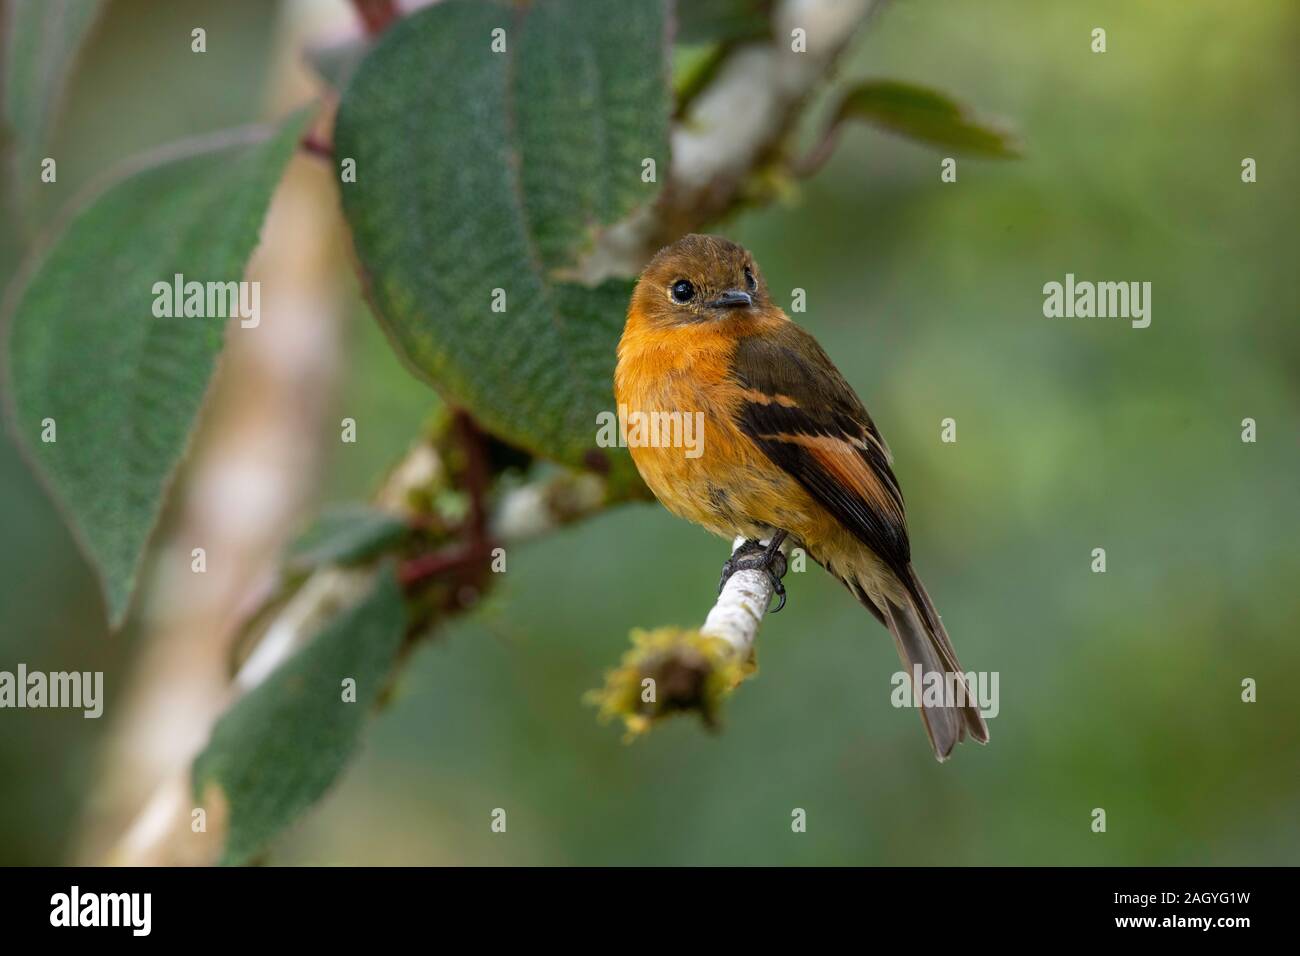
top-left (107, 564), bottom-right (375, 866)
top-left (587, 536), bottom-right (787, 738)
top-left (349, 0), bottom-right (399, 37)
top-left (700, 537), bottom-right (781, 655)
top-left (106, 0), bottom-right (883, 864)
top-left (573, 0), bottom-right (881, 282)
top-left (105, 439), bottom-right (613, 866)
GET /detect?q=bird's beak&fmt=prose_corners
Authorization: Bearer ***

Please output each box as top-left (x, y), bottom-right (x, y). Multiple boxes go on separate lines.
top-left (708, 289), bottom-right (753, 309)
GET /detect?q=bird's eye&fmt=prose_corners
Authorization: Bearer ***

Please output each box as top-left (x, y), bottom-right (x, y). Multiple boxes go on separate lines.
top-left (670, 279), bottom-right (696, 303)
top-left (743, 266), bottom-right (757, 292)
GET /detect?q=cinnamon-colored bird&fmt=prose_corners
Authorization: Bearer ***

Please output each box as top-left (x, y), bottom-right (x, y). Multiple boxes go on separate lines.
top-left (615, 234), bottom-right (988, 760)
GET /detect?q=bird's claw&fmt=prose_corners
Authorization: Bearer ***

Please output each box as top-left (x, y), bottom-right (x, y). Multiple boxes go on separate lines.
top-left (717, 536), bottom-right (789, 613)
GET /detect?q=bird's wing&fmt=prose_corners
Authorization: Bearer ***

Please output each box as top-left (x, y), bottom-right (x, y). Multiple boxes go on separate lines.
top-left (731, 323), bottom-right (911, 578)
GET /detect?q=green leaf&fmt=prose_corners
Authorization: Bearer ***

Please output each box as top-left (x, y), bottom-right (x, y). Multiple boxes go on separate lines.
top-left (335, 0), bottom-right (670, 470)
top-left (287, 505), bottom-right (410, 572)
top-left (4, 111), bottom-right (311, 626)
top-left (1, 0), bottom-right (106, 227)
top-left (676, 0), bottom-right (772, 45)
top-left (830, 79), bottom-right (1021, 158)
top-left (193, 566), bottom-right (406, 866)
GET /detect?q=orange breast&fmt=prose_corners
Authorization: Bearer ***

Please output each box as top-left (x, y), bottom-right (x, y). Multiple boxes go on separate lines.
top-left (614, 313), bottom-right (826, 544)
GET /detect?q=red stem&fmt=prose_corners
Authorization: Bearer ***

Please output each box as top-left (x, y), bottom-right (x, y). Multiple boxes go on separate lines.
top-left (454, 409), bottom-right (491, 547)
top-left (299, 132), bottom-right (333, 160)
top-left (350, 0), bottom-right (400, 36)
top-left (398, 544), bottom-right (489, 588)
top-left (398, 409), bottom-right (497, 591)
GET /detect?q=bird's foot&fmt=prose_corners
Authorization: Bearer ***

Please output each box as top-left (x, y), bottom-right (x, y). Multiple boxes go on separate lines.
top-left (717, 531), bottom-right (789, 613)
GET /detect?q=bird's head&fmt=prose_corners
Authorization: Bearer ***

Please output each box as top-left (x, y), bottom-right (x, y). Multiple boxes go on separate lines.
top-left (630, 234), bottom-right (771, 327)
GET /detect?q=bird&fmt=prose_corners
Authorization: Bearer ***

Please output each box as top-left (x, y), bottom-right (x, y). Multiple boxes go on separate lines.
top-left (614, 233), bottom-right (988, 760)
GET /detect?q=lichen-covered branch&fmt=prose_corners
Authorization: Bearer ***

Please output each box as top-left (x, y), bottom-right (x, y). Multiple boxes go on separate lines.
top-left (701, 537), bottom-right (783, 655)
top-left (576, 0), bottom-right (880, 282)
top-left (106, 435), bottom-right (616, 866)
top-left (588, 536), bottom-right (787, 738)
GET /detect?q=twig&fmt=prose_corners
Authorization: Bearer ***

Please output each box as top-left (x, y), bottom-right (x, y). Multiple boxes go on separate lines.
top-left (699, 537), bottom-right (783, 655)
top-left (397, 543), bottom-right (485, 588)
top-left (396, 411), bottom-right (496, 593)
top-left (588, 536), bottom-right (787, 738)
top-left (453, 409), bottom-right (491, 546)
top-left (109, 567), bottom-right (375, 866)
top-left (572, 0), bottom-right (881, 283)
top-left (105, 448), bottom-right (613, 865)
top-left (350, 0), bottom-right (399, 37)
top-left (298, 132), bottom-right (334, 160)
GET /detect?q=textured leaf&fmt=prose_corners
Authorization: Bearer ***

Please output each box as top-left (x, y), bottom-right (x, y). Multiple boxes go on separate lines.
top-left (287, 504), bottom-right (409, 572)
top-left (830, 80), bottom-right (1021, 158)
top-left (335, 0), bottom-right (670, 469)
top-left (4, 112), bottom-right (310, 625)
top-left (1, 0), bottom-right (105, 227)
top-left (193, 566), bottom-right (406, 866)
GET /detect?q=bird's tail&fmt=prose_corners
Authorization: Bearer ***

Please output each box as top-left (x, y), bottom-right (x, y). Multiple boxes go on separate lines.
top-left (841, 565), bottom-right (989, 761)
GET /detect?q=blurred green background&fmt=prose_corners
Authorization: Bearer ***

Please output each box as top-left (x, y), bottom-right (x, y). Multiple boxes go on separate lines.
top-left (2, 0), bottom-right (1297, 864)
